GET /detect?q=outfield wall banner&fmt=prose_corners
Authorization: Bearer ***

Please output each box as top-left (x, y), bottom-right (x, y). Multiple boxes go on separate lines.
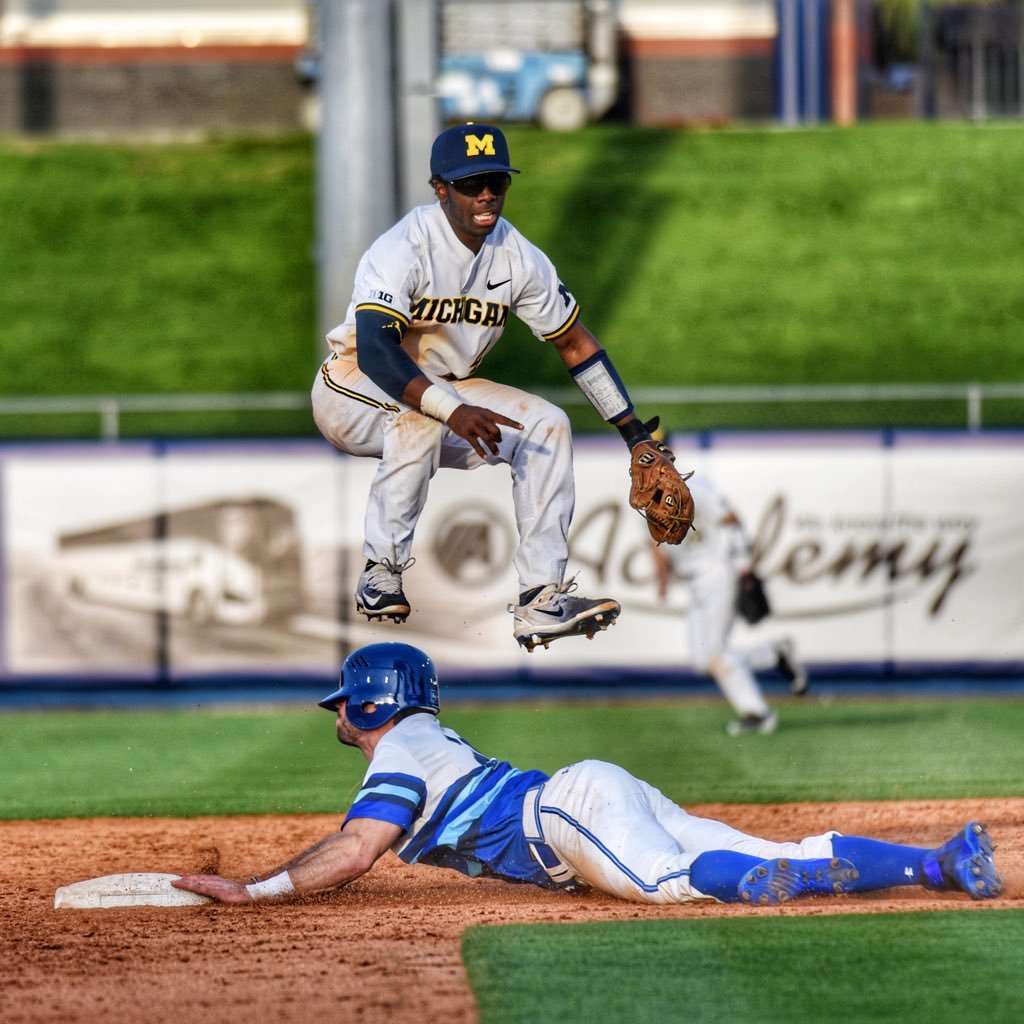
top-left (1, 432), bottom-right (1021, 685)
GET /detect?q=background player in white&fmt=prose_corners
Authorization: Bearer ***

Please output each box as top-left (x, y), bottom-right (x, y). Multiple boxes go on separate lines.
top-left (311, 123), bottom-right (666, 651)
top-left (174, 642), bottom-right (1002, 907)
top-left (648, 457), bottom-right (808, 735)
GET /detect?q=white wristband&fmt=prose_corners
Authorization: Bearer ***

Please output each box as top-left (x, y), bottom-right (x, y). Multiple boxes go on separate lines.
top-left (245, 871), bottom-right (295, 901)
top-left (419, 384), bottom-right (462, 424)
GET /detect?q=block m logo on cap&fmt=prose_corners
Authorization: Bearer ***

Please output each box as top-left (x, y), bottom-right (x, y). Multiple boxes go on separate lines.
top-left (465, 133), bottom-right (496, 157)
top-left (430, 123), bottom-right (518, 180)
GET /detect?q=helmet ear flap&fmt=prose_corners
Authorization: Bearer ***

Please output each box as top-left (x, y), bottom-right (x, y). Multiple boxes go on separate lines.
top-left (351, 698), bottom-right (388, 729)
top-left (319, 643), bottom-right (440, 727)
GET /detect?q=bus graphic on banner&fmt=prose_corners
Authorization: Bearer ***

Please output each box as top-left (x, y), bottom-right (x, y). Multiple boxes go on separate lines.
top-left (57, 498), bottom-right (303, 626)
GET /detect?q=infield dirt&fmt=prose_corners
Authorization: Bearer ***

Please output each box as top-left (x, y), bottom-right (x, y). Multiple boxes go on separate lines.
top-left (3, 798), bottom-right (1021, 1023)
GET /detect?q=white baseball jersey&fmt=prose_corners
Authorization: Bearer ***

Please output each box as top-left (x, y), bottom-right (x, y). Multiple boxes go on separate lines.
top-left (343, 714), bottom-right (836, 903)
top-left (325, 202), bottom-right (580, 379)
top-left (311, 203), bottom-right (582, 587)
top-left (662, 475), bottom-right (749, 580)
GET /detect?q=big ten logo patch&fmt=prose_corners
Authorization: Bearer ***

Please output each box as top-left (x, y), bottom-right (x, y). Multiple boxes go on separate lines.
top-left (431, 503), bottom-right (513, 586)
top-left (369, 289), bottom-right (393, 303)
top-left (465, 133), bottom-right (496, 157)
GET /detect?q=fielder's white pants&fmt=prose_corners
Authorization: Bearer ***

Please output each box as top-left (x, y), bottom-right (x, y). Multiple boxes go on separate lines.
top-left (687, 562), bottom-right (779, 719)
top-left (312, 356), bottom-right (575, 591)
top-left (537, 760), bottom-right (836, 904)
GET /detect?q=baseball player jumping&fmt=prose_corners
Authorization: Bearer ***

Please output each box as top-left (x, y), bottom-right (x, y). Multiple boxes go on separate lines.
top-left (174, 642), bottom-right (1003, 908)
top-left (312, 123), bottom-right (672, 651)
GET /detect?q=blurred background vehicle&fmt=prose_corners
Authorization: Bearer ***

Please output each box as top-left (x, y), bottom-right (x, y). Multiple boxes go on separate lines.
top-left (2, 0), bottom-right (1022, 138)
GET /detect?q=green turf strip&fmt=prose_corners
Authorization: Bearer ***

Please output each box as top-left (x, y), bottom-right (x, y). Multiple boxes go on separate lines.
top-left (2, 696), bottom-right (1022, 818)
top-left (2, 123), bottom-right (1023, 437)
top-left (463, 909), bottom-right (1024, 1024)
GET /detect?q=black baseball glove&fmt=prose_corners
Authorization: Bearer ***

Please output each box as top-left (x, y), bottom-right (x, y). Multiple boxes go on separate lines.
top-left (736, 570), bottom-right (771, 624)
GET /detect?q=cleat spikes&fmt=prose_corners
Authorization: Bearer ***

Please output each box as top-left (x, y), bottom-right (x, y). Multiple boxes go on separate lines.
top-left (510, 577), bottom-right (620, 652)
top-left (738, 857), bottom-right (857, 906)
top-left (922, 822), bottom-right (1003, 900)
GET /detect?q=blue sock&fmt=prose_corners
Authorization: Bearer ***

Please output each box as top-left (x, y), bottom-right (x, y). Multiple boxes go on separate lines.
top-left (831, 836), bottom-right (932, 891)
top-left (689, 851), bottom-right (765, 902)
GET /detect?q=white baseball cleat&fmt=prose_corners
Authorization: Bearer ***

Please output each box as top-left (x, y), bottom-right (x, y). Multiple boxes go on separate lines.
top-left (725, 711), bottom-right (778, 737)
top-left (510, 577), bottom-right (621, 652)
top-left (355, 558), bottom-right (415, 623)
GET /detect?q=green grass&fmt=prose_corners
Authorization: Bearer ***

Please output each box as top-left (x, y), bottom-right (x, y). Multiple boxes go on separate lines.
top-left (0, 134), bottom-right (317, 399)
top-left (2, 123), bottom-right (1024, 436)
top-left (2, 695), bottom-right (1022, 818)
top-left (496, 123), bottom-right (1024, 395)
top-left (464, 911), bottom-right (1024, 1024)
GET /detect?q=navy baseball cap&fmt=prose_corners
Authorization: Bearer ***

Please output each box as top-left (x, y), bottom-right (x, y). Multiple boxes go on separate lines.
top-left (430, 123), bottom-right (520, 181)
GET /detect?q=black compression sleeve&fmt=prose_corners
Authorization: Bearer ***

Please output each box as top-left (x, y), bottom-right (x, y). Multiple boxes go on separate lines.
top-left (355, 308), bottom-right (422, 402)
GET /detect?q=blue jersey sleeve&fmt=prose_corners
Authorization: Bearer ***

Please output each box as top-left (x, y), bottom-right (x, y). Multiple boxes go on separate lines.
top-left (346, 771), bottom-right (426, 831)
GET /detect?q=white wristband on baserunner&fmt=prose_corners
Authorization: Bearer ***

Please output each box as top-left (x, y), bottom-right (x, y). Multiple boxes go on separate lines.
top-left (245, 871), bottom-right (295, 900)
top-left (419, 384), bottom-right (462, 424)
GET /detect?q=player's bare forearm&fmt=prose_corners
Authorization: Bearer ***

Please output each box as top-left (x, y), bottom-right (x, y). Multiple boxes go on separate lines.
top-left (268, 828), bottom-right (387, 890)
top-left (287, 820), bottom-right (402, 891)
top-left (174, 820), bottom-right (402, 904)
top-left (401, 373), bottom-right (433, 409)
top-left (552, 321), bottom-right (603, 370)
top-left (247, 835), bottom-right (339, 884)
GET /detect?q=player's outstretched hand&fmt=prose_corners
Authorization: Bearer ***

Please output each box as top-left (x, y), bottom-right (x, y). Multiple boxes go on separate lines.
top-left (172, 873), bottom-right (253, 904)
top-left (447, 404), bottom-right (523, 458)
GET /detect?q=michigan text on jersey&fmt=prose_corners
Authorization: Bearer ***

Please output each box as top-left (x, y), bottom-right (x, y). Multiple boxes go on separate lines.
top-left (410, 296), bottom-right (509, 327)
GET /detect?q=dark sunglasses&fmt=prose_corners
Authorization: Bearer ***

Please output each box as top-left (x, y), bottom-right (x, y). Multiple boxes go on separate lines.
top-left (446, 172), bottom-right (512, 197)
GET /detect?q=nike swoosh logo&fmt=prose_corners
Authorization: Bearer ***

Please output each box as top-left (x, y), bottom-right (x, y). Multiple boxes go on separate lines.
top-left (534, 607), bottom-right (569, 619)
top-left (360, 591), bottom-right (406, 609)
top-left (486, 278), bottom-right (511, 290)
